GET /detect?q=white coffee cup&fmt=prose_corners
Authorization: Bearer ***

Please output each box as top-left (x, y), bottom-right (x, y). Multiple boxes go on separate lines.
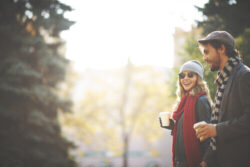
top-left (193, 121), bottom-right (207, 141)
top-left (159, 111), bottom-right (170, 126)
top-left (193, 121), bottom-right (207, 129)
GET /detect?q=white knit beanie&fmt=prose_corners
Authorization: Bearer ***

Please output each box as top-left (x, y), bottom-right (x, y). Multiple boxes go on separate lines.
top-left (180, 60), bottom-right (204, 79)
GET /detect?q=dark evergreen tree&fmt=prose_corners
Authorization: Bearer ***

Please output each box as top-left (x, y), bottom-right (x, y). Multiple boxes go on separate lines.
top-left (197, 0), bottom-right (250, 36)
top-left (0, 0), bottom-right (76, 166)
top-left (196, 0), bottom-right (250, 66)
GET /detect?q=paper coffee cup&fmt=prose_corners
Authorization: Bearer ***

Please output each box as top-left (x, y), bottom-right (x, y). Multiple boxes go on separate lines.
top-left (159, 112), bottom-right (170, 126)
top-left (193, 121), bottom-right (206, 129)
top-left (193, 121), bottom-right (207, 141)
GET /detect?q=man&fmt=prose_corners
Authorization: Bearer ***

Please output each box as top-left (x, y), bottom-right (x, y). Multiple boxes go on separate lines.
top-left (195, 31), bottom-right (250, 167)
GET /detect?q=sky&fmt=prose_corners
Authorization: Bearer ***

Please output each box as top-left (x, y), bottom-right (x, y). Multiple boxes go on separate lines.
top-left (60, 0), bottom-right (208, 72)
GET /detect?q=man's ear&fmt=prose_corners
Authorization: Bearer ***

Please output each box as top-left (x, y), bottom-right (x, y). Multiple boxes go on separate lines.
top-left (218, 44), bottom-right (226, 55)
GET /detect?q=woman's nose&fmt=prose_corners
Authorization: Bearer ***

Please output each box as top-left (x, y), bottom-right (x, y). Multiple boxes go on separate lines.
top-left (182, 75), bottom-right (189, 79)
top-left (203, 55), bottom-right (208, 62)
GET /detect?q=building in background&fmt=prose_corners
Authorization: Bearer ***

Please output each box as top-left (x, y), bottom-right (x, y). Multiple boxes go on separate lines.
top-left (173, 27), bottom-right (202, 67)
top-left (173, 28), bottom-right (189, 67)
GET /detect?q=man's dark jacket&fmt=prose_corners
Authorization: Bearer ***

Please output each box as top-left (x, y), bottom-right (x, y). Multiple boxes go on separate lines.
top-left (214, 61), bottom-right (250, 167)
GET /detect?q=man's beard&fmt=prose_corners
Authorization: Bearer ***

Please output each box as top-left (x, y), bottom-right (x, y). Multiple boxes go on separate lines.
top-left (210, 64), bottom-right (219, 72)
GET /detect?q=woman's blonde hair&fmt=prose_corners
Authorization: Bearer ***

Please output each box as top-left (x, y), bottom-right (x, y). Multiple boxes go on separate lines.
top-left (174, 74), bottom-right (212, 109)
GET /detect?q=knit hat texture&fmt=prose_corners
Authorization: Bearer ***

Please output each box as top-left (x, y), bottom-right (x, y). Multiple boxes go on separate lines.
top-left (180, 60), bottom-right (204, 79)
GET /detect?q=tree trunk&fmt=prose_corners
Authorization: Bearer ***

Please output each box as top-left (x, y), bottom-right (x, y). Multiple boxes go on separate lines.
top-left (122, 134), bottom-right (129, 167)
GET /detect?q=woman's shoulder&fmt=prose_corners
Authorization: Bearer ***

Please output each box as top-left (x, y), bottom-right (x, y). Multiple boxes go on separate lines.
top-left (196, 95), bottom-right (211, 107)
top-left (197, 95), bottom-right (209, 102)
top-left (195, 95), bottom-right (212, 120)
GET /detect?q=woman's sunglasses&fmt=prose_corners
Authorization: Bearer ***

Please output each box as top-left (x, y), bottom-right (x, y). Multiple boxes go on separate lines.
top-left (179, 72), bottom-right (195, 79)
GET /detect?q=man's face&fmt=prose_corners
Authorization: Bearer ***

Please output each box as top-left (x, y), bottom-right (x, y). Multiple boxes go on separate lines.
top-left (199, 43), bottom-right (220, 71)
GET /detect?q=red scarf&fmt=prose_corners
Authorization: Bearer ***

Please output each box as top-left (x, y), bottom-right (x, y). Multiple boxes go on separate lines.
top-left (172, 92), bottom-right (206, 167)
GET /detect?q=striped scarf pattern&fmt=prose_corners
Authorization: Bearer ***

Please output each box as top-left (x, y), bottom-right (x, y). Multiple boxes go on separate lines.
top-left (210, 57), bottom-right (240, 150)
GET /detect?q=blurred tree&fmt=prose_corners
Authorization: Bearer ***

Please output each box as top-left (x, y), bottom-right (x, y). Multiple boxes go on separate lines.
top-left (235, 28), bottom-right (250, 66)
top-left (0, 0), bottom-right (76, 167)
top-left (60, 63), bottom-right (175, 167)
top-left (196, 0), bottom-right (250, 66)
top-left (119, 62), bottom-right (173, 167)
top-left (197, 0), bottom-right (250, 37)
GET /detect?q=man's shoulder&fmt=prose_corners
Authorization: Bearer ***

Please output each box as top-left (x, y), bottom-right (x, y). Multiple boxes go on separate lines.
top-left (233, 62), bottom-right (250, 86)
top-left (233, 62), bottom-right (250, 77)
top-left (240, 62), bottom-right (250, 71)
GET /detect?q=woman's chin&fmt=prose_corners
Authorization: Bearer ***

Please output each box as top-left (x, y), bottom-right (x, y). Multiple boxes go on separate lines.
top-left (184, 87), bottom-right (192, 92)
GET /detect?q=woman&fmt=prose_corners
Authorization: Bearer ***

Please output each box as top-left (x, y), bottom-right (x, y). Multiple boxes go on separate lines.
top-left (160, 60), bottom-right (212, 167)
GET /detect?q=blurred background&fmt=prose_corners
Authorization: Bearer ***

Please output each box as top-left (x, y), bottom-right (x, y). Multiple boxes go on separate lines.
top-left (0, 0), bottom-right (250, 167)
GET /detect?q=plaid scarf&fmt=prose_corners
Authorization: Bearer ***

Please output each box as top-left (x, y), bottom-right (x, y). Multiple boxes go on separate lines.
top-left (210, 56), bottom-right (240, 150)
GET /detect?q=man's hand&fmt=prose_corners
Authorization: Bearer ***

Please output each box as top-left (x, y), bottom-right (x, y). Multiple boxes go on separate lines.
top-left (194, 123), bottom-right (217, 142)
top-left (200, 161), bottom-right (208, 167)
